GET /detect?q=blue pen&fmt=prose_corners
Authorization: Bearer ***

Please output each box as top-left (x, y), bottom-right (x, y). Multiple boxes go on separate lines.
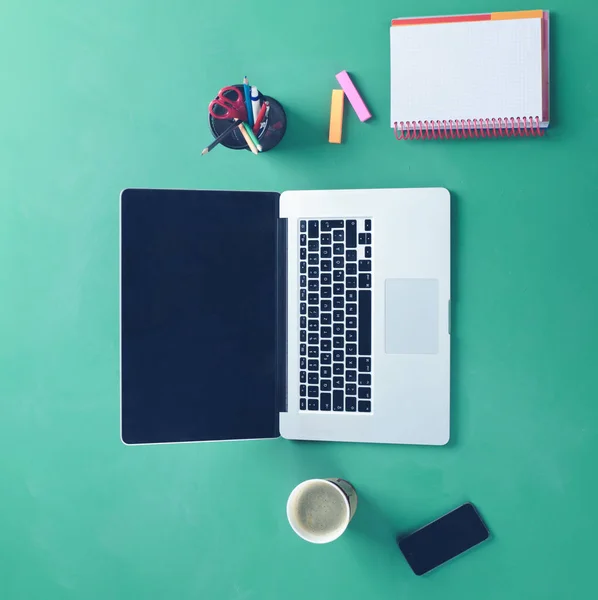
top-left (243, 76), bottom-right (254, 127)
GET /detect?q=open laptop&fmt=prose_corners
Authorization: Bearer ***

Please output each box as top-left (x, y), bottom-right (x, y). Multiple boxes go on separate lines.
top-left (120, 188), bottom-right (451, 445)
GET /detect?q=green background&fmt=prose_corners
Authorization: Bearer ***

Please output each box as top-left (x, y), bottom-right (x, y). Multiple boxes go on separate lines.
top-left (1, 0), bottom-right (597, 598)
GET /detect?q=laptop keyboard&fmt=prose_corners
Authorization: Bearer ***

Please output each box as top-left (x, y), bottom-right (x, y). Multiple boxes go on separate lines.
top-left (298, 218), bottom-right (372, 413)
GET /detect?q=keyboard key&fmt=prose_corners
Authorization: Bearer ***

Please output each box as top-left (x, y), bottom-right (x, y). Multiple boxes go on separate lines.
top-left (358, 387), bottom-right (371, 399)
top-left (333, 243), bottom-right (344, 255)
top-left (300, 303), bottom-right (306, 315)
top-left (346, 263), bottom-right (357, 275)
top-left (321, 260), bottom-right (332, 272)
top-left (300, 234), bottom-right (306, 246)
top-left (308, 240), bottom-right (319, 251)
top-left (320, 378), bottom-right (330, 391)
top-left (308, 360), bottom-right (318, 371)
top-left (300, 220), bottom-right (307, 232)
top-left (300, 371), bottom-right (306, 383)
top-left (300, 262), bottom-right (306, 274)
top-left (358, 357), bottom-right (371, 372)
top-left (321, 286), bottom-right (332, 298)
top-left (333, 284), bottom-right (344, 296)
top-left (308, 319), bottom-right (318, 331)
top-left (300, 384), bottom-right (306, 396)
top-left (308, 347), bottom-right (318, 358)
top-left (358, 260), bottom-right (371, 272)
top-left (346, 370), bottom-right (357, 382)
top-left (346, 290), bottom-right (357, 302)
top-left (300, 398), bottom-right (306, 410)
top-left (333, 336), bottom-right (344, 348)
top-left (321, 327), bottom-right (332, 338)
top-left (321, 233), bottom-right (332, 245)
top-left (347, 329), bottom-right (357, 341)
top-left (308, 399), bottom-right (319, 411)
top-left (308, 373), bottom-right (319, 384)
top-left (300, 344), bottom-right (306, 355)
top-left (346, 316), bottom-right (357, 328)
top-left (347, 344), bottom-right (357, 355)
top-left (308, 220), bottom-right (319, 239)
top-left (333, 270), bottom-right (344, 282)
top-left (321, 339), bottom-right (331, 351)
top-left (321, 273), bottom-right (331, 285)
top-left (321, 221), bottom-right (331, 231)
top-left (346, 250), bottom-right (357, 262)
top-left (358, 374), bottom-right (371, 386)
top-left (359, 274), bottom-right (371, 289)
top-left (358, 233), bottom-right (366, 245)
top-left (346, 383), bottom-right (357, 395)
top-left (333, 296), bottom-right (344, 308)
top-left (322, 220), bottom-right (344, 231)
top-left (308, 306), bottom-right (319, 318)
top-left (300, 330), bottom-right (306, 342)
top-left (346, 303), bottom-right (357, 315)
top-left (346, 220), bottom-right (357, 248)
top-left (365, 233), bottom-right (372, 244)
top-left (320, 393), bottom-right (331, 411)
top-left (365, 219), bottom-right (371, 231)
top-left (300, 289), bottom-right (306, 301)
top-left (333, 230), bottom-right (344, 241)
top-left (321, 366), bottom-right (331, 378)
top-left (358, 400), bottom-right (371, 413)
top-left (308, 333), bottom-right (319, 344)
top-left (333, 377), bottom-right (344, 389)
top-left (333, 363), bottom-right (343, 374)
top-left (333, 350), bottom-right (344, 362)
top-left (321, 313), bottom-right (331, 325)
top-left (308, 266), bottom-right (319, 278)
top-left (358, 290), bottom-right (372, 355)
top-left (308, 280), bottom-right (319, 291)
top-left (346, 357), bottom-right (357, 369)
top-left (333, 323), bottom-right (344, 335)
top-left (333, 390), bottom-right (344, 411)
top-left (300, 357), bottom-right (306, 369)
top-left (365, 246), bottom-right (372, 258)
top-left (346, 397), bottom-right (357, 412)
top-left (300, 247), bottom-right (306, 260)
top-left (321, 300), bottom-right (332, 312)
top-left (346, 277), bottom-right (357, 289)
top-left (333, 256), bottom-right (344, 268)
top-left (321, 246), bottom-right (331, 258)
top-left (300, 275), bottom-right (306, 287)
top-left (308, 254), bottom-right (318, 265)
top-left (300, 316), bottom-right (306, 329)
top-left (333, 310), bottom-right (344, 322)
top-left (321, 353), bottom-right (332, 364)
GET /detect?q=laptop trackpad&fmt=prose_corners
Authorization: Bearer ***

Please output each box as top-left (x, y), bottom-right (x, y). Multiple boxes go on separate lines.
top-left (385, 279), bottom-right (439, 354)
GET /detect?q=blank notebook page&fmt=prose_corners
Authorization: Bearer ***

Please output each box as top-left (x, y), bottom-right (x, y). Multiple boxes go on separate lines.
top-left (390, 17), bottom-right (543, 126)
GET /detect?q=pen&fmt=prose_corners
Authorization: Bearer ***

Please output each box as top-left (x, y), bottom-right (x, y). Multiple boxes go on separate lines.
top-left (250, 86), bottom-right (261, 124)
top-left (253, 101), bottom-right (268, 134)
top-left (243, 76), bottom-right (254, 127)
top-left (201, 120), bottom-right (241, 155)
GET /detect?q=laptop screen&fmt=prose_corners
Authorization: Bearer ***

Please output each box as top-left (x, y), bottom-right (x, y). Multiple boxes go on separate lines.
top-left (120, 189), bottom-right (283, 444)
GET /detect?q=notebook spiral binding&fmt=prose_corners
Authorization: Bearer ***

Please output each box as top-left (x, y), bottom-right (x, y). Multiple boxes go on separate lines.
top-left (394, 117), bottom-right (545, 140)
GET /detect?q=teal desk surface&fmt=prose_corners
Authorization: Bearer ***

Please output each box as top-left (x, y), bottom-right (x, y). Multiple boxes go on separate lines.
top-left (1, 1), bottom-right (597, 599)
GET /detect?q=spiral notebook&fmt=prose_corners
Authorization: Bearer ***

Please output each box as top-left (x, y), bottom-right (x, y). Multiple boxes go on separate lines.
top-left (390, 10), bottom-right (550, 139)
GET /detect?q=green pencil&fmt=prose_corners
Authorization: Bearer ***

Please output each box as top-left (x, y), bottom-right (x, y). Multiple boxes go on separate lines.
top-left (244, 122), bottom-right (262, 152)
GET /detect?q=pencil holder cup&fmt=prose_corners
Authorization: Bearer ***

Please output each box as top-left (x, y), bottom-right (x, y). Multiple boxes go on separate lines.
top-left (208, 85), bottom-right (286, 152)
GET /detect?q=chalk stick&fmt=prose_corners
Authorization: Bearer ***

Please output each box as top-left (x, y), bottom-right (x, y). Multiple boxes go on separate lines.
top-left (329, 89), bottom-right (344, 144)
top-left (335, 71), bottom-right (371, 122)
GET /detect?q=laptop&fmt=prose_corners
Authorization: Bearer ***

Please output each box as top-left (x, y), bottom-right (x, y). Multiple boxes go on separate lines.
top-left (120, 188), bottom-right (451, 446)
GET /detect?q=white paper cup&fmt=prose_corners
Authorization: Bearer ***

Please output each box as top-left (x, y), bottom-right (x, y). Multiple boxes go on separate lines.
top-left (286, 478), bottom-right (358, 544)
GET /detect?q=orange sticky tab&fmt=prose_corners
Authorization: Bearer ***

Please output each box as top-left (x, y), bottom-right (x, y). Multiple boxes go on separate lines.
top-left (329, 89), bottom-right (344, 144)
top-left (491, 10), bottom-right (543, 20)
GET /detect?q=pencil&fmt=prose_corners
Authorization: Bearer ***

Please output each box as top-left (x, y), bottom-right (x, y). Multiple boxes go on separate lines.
top-left (253, 101), bottom-right (268, 134)
top-left (237, 120), bottom-right (259, 155)
top-left (243, 76), bottom-right (254, 127)
top-left (244, 122), bottom-right (263, 152)
top-left (201, 120), bottom-right (241, 155)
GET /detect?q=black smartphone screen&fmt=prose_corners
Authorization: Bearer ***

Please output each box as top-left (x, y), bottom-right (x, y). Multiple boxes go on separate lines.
top-left (398, 503), bottom-right (489, 575)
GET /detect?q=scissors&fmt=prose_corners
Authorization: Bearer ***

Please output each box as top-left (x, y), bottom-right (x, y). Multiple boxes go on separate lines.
top-left (208, 86), bottom-right (248, 121)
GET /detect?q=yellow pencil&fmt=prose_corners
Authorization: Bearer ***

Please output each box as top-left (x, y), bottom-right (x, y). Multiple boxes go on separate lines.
top-left (236, 120), bottom-right (259, 155)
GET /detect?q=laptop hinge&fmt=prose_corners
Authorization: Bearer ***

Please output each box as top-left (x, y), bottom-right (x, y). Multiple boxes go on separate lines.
top-left (275, 218), bottom-right (288, 413)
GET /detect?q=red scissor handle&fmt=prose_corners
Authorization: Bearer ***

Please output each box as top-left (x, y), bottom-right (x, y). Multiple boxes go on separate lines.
top-left (208, 86), bottom-right (247, 121)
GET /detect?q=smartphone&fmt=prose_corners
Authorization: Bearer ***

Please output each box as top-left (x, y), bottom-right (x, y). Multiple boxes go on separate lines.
top-left (397, 503), bottom-right (489, 576)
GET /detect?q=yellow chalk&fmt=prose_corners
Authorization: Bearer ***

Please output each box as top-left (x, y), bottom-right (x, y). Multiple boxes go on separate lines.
top-left (329, 89), bottom-right (344, 144)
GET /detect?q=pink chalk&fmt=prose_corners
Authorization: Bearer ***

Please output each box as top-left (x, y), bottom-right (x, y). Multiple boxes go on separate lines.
top-left (335, 70), bottom-right (372, 122)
